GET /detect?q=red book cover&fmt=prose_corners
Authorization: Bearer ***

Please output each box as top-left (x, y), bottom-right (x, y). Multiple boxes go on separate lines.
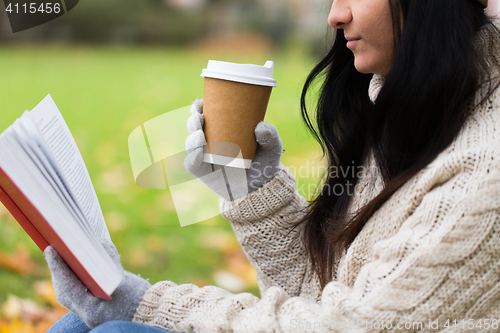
top-left (0, 166), bottom-right (112, 300)
top-left (0, 181), bottom-right (49, 250)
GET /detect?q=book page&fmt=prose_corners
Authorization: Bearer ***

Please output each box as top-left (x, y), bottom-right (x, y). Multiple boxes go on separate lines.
top-left (14, 115), bottom-right (89, 235)
top-left (28, 95), bottom-right (111, 241)
top-left (0, 135), bottom-right (122, 295)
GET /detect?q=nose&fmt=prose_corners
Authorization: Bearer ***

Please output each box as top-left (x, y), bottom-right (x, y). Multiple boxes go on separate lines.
top-left (327, 1), bottom-right (352, 29)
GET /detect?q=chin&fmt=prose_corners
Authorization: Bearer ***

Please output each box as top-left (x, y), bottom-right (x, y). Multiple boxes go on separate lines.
top-left (353, 58), bottom-right (390, 75)
top-left (354, 63), bottom-right (388, 75)
top-left (353, 64), bottom-right (372, 74)
top-left (352, 59), bottom-right (369, 74)
top-left (355, 68), bottom-right (372, 74)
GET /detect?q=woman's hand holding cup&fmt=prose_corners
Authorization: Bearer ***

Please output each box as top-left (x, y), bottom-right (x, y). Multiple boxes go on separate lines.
top-left (183, 99), bottom-right (282, 201)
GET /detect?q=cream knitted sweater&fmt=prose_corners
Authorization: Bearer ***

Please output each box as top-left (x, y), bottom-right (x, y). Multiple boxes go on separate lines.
top-left (133, 21), bottom-right (500, 332)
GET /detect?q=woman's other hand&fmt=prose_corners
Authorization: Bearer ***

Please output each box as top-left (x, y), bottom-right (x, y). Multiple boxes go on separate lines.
top-left (44, 240), bottom-right (151, 329)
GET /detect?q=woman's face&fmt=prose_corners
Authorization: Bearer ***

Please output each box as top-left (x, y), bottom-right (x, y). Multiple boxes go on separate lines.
top-left (328, 0), bottom-right (397, 75)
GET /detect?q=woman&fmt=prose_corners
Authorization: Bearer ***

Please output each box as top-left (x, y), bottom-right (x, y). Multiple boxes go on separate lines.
top-left (46, 0), bottom-right (500, 332)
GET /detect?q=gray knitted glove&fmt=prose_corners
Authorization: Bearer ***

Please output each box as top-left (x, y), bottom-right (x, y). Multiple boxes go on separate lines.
top-left (184, 98), bottom-right (283, 201)
top-left (44, 240), bottom-right (151, 329)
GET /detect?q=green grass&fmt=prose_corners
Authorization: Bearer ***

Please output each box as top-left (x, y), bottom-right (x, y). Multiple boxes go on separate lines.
top-left (0, 44), bottom-right (324, 305)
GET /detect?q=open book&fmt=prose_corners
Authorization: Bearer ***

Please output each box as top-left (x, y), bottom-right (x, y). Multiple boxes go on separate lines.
top-left (0, 94), bottom-right (122, 300)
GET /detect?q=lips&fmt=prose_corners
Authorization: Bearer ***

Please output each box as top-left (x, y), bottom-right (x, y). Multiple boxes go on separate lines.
top-left (346, 38), bottom-right (360, 48)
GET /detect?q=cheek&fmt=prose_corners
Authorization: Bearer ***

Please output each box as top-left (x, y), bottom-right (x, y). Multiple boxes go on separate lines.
top-left (361, 20), bottom-right (391, 47)
top-left (358, 19), bottom-right (395, 64)
top-left (351, 39), bottom-right (393, 74)
top-left (357, 2), bottom-right (395, 49)
top-left (350, 2), bottom-right (395, 74)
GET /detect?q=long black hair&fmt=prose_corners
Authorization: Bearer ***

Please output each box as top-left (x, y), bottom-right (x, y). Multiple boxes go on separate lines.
top-left (296, 0), bottom-right (500, 289)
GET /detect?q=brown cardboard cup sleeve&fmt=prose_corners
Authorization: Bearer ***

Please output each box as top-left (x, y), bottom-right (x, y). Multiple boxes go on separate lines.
top-left (200, 60), bottom-right (277, 169)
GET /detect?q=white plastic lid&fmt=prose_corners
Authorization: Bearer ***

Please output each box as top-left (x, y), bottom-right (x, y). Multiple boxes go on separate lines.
top-left (200, 60), bottom-right (277, 87)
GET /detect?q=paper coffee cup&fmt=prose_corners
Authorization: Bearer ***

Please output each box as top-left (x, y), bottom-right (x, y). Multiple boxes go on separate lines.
top-left (200, 60), bottom-right (277, 169)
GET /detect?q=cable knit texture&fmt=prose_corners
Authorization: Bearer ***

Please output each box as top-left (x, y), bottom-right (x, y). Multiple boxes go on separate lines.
top-left (133, 20), bottom-right (500, 332)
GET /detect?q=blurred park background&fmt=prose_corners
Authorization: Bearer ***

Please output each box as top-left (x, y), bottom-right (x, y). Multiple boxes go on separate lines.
top-left (0, 0), bottom-right (333, 331)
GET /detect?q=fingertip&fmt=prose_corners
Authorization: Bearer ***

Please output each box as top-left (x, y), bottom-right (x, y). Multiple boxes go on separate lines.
top-left (101, 240), bottom-right (122, 268)
top-left (185, 129), bottom-right (206, 152)
top-left (44, 246), bottom-right (65, 270)
top-left (255, 122), bottom-right (280, 147)
top-left (183, 146), bottom-right (206, 175)
top-left (44, 246), bottom-right (57, 258)
top-left (187, 113), bottom-right (204, 134)
top-left (255, 121), bottom-right (277, 134)
top-left (101, 240), bottom-right (118, 258)
top-left (190, 99), bottom-right (204, 115)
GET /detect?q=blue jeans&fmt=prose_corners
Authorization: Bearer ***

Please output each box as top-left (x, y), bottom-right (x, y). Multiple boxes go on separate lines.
top-left (47, 311), bottom-right (170, 333)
